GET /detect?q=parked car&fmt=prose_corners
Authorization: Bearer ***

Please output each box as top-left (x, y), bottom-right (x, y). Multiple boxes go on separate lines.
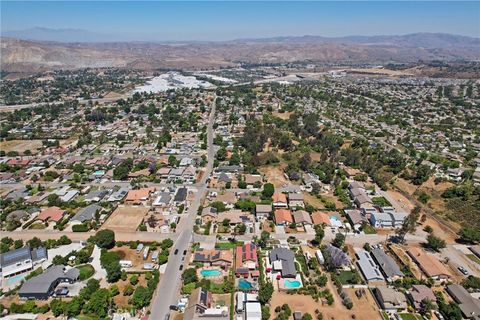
top-left (54, 287), bottom-right (69, 296)
top-left (174, 249), bottom-right (179, 255)
top-left (169, 305), bottom-right (179, 311)
top-left (179, 265), bottom-right (184, 271)
top-left (183, 250), bottom-right (187, 255)
top-left (458, 266), bottom-right (469, 275)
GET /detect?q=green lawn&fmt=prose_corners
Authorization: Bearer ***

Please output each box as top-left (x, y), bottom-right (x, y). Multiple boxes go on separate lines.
top-left (362, 224), bottom-right (377, 234)
top-left (78, 264), bottom-right (95, 280)
top-left (215, 241), bottom-right (244, 249)
top-left (467, 254), bottom-right (480, 265)
top-left (399, 313), bottom-right (422, 320)
top-left (336, 270), bottom-right (361, 285)
top-left (372, 196), bottom-right (392, 207)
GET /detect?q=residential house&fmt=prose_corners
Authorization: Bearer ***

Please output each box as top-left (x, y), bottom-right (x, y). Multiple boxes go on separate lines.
top-left (292, 210), bottom-right (313, 226)
top-left (408, 285), bottom-right (437, 310)
top-left (374, 286), bottom-right (407, 310)
top-left (370, 247), bottom-right (404, 282)
top-left (446, 284), bottom-right (480, 320)
top-left (288, 193), bottom-right (304, 209)
top-left (0, 246), bottom-right (47, 278)
top-left (235, 243), bottom-right (259, 278)
top-left (201, 207), bottom-right (218, 224)
top-left (183, 287), bottom-right (228, 320)
top-left (345, 209), bottom-right (366, 230)
top-left (107, 187), bottom-right (129, 202)
top-left (355, 249), bottom-right (385, 283)
top-left (255, 204), bottom-right (272, 221)
top-left (38, 207), bottom-right (66, 223)
top-left (124, 187), bottom-right (156, 205)
top-left (84, 190), bottom-right (109, 203)
top-left (272, 192), bottom-right (288, 208)
top-left (193, 249), bottom-right (233, 268)
top-left (311, 212), bottom-right (332, 227)
top-left (71, 204), bottom-right (102, 223)
top-left (18, 265), bottom-right (80, 300)
top-left (369, 212), bottom-right (393, 228)
top-left (174, 187), bottom-right (188, 204)
top-left (153, 192), bottom-right (172, 209)
top-left (408, 247), bottom-right (451, 281)
top-left (274, 209), bottom-right (293, 226)
top-left (268, 247), bottom-right (296, 278)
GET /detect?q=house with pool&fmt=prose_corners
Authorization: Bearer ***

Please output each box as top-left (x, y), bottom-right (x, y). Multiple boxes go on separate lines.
top-left (235, 243), bottom-right (260, 290)
top-left (267, 247), bottom-right (303, 290)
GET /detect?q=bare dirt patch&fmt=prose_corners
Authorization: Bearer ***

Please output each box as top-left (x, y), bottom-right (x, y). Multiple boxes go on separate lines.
top-left (270, 287), bottom-right (380, 320)
top-left (101, 205), bottom-right (149, 232)
top-left (258, 164), bottom-right (293, 188)
top-left (272, 111), bottom-right (292, 120)
top-left (111, 247), bottom-right (148, 271)
top-left (0, 140), bottom-right (43, 155)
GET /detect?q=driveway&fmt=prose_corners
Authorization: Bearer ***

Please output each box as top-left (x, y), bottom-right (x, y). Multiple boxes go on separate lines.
top-left (90, 245), bottom-right (107, 283)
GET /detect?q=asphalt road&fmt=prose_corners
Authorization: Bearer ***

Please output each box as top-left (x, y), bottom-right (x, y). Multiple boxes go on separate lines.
top-left (149, 94), bottom-right (216, 320)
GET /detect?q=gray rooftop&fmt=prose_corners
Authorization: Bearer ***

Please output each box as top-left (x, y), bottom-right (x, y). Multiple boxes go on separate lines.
top-left (19, 265), bottom-right (79, 295)
top-left (371, 247), bottom-right (404, 280)
top-left (269, 247), bottom-right (296, 277)
top-left (356, 249), bottom-right (384, 282)
top-left (0, 246), bottom-right (46, 267)
top-left (71, 204), bottom-right (102, 222)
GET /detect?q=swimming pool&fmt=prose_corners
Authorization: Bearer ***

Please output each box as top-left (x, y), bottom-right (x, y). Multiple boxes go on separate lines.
top-left (200, 269), bottom-right (222, 277)
top-left (6, 274), bottom-right (26, 286)
top-left (284, 280), bottom-right (302, 288)
top-left (238, 278), bottom-right (254, 290)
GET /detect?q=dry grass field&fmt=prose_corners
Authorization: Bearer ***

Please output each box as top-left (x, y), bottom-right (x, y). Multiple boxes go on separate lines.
top-left (0, 139), bottom-right (43, 154)
top-left (101, 205), bottom-right (149, 232)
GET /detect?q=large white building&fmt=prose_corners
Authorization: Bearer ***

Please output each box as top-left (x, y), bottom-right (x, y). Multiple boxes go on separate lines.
top-left (0, 246), bottom-right (47, 278)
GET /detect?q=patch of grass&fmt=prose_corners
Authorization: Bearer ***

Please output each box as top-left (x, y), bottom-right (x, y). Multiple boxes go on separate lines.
top-left (336, 270), bottom-right (360, 285)
top-left (372, 197), bottom-right (392, 207)
top-left (399, 314), bottom-right (421, 320)
top-left (215, 241), bottom-right (244, 249)
top-left (467, 254), bottom-right (480, 265)
top-left (78, 264), bottom-right (95, 280)
top-left (362, 224), bottom-right (377, 234)
top-left (29, 222), bottom-right (45, 229)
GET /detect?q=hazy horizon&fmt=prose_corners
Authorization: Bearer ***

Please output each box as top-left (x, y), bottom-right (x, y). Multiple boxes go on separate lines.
top-left (1, 1), bottom-right (479, 42)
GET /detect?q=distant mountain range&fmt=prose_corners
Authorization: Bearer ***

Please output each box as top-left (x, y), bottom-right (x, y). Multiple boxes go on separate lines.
top-left (1, 29), bottom-right (479, 74)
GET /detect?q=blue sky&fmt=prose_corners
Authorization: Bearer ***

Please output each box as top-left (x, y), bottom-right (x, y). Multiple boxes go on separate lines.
top-left (2, 1), bottom-right (479, 40)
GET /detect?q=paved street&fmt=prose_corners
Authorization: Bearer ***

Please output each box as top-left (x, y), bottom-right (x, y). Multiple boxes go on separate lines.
top-left (149, 94), bottom-right (217, 320)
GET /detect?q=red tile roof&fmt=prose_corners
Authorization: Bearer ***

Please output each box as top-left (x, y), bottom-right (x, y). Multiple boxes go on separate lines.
top-left (38, 206), bottom-right (65, 222)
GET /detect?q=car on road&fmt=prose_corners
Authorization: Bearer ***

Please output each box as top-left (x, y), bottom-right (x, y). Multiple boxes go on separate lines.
top-left (183, 250), bottom-right (187, 255)
top-left (179, 265), bottom-right (183, 271)
top-left (174, 249), bottom-right (179, 255)
top-left (458, 266), bottom-right (469, 275)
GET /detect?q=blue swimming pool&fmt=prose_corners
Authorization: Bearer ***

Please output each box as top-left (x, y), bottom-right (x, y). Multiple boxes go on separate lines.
top-left (6, 274), bottom-right (26, 286)
top-left (238, 278), bottom-right (254, 290)
top-left (284, 280), bottom-right (302, 288)
top-left (200, 269), bottom-right (222, 277)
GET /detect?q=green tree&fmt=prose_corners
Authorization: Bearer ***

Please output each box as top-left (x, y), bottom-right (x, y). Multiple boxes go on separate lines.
top-left (132, 286), bottom-right (152, 309)
top-left (262, 183), bottom-right (275, 199)
top-left (397, 206), bottom-right (421, 242)
top-left (459, 227), bottom-right (480, 244)
top-left (258, 282), bottom-right (274, 304)
top-left (83, 288), bottom-right (110, 318)
top-left (95, 229), bottom-right (115, 249)
top-left (65, 296), bottom-right (83, 317)
top-left (182, 268), bottom-right (198, 285)
top-left (426, 234), bottom-right (446, 252)
top-left (332, 233), bottom-right (345, 248)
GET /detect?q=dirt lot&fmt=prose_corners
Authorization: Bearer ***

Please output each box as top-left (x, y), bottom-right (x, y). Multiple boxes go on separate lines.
top-left (270, 287), bottom-right (380, 320)
top-left (111, 247), bottom-right (150, 270)
top-left (272, 111), bottom-right (292, 120)
top-left (0, 139), bottom-right (43, 155)
top-left (113, 273), bottom-right (148, 307)
top-left (101, 205), bottom-right (149, 232)
top-left (258, 164), bottom-right (293, 188)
